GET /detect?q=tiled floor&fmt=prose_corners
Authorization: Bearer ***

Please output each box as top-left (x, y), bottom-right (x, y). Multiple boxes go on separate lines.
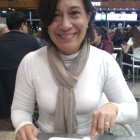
top-left (0, 79), bottom-right (140, 136)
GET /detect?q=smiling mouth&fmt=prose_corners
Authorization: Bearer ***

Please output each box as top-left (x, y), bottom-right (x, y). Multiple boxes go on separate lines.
top-left (59, 33), bottom-right (76, 41)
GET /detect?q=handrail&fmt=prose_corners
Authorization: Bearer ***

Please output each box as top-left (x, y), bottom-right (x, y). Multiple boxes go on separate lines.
top-left (0, 0), bottom-right (38, 9)
top-left (0, 0), bottom-right (140, 9)
top-left (101, 1), bottom-right (140, 9)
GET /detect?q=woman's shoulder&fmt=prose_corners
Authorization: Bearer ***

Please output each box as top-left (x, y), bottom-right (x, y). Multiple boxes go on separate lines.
top-left (89, 45), bottom-right (120, 69)
top-left (90, 45), bottom-right (114, 61)
top-left (21, 46), bottom-right (47, 62)
top-left (90, 45), bottom-right (111, 56)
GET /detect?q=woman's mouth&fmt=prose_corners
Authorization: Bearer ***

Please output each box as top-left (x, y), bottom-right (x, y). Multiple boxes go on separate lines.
top-left (59, 33), bottom-right (76, 41)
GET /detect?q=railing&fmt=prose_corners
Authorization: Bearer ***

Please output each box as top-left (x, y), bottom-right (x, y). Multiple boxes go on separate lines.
top-left (101, 1), bottom-right (140, 9)
top-left (0, 0), bottom-right (140, 9)
top-left (0, 0), bottom-right (38, 9)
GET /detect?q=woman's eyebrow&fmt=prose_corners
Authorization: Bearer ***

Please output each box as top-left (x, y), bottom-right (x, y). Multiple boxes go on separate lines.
top-left (56, 6), bottom-right (81, 11)
top-left (70, 6), bottom-right (81, 10)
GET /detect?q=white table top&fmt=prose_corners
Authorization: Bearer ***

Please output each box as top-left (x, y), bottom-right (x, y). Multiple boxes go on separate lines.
top-left (113, 47), bottom-right (122, 51)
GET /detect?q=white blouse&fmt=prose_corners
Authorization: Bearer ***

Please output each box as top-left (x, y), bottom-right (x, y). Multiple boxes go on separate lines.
top-left (11, 45), bottom-right (138, 134)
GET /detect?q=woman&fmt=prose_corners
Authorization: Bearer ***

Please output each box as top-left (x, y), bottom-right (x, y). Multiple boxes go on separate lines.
top-left (11, 0), bottom-right (138, 140)
top-left (122, 27), bottom-right (140, 77)
top-left (112, 28), bottom-right (126, 47)
top-left (91, 26), bottom-right (113, 54)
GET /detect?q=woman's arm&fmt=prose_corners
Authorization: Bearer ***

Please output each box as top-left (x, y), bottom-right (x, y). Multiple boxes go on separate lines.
top-left (122, 44), bottom-right (131, 53)
top-left (11, 53), bottom-right (36, 132)
top-left (90, 52), bottom-right (138, 138)
top-left (122, 37), bottom-right (133, 54)
top-left (103, 53), bottom-right (138, 123)
top-left (11, 53), bottom-right (39, 140)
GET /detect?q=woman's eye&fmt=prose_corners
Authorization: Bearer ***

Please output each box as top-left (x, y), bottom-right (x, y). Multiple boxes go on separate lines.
top-left (54, 13), bottom-right (60, 17)
top-left (71, 11), bottom-right (80, 16)
top-left (53, 13), bottom-right (61, 21)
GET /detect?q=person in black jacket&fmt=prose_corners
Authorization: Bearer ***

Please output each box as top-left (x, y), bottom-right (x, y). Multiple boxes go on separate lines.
top-left (0, 10), bottom-right (40, 119)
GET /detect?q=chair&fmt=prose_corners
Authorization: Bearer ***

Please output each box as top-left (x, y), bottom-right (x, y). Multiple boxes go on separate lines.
top-left (112, 53), bottom-right (117, 59)
top-left (122, 48), bottom-right (140, 91)
top-left (107, 123), bottom-right (136, 136)
top-left (113, 47), bottom-right (123, 69)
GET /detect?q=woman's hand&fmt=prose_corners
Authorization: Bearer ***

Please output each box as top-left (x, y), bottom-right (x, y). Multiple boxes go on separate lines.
top-left (90, 103), bottom-right (118, 138)
top-left (16, 124), bottom-right (39, 140)
top-left (121, 44), bottom-right (131, 54)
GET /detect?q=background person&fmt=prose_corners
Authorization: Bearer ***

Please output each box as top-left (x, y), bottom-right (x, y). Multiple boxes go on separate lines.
top-left (0, 10), bottom-right (40, 119)
top-left (112, 28), bottom-right (126, 48)
top-left (11, 0), bottom-right (137, 140)
top-left (0, 23), bottom-right (10, 118)
top-left (91, 26), bottom-right (113, 54)
top-left (35, 30), bottom-right (47, 47)
top-left (122, 27), bottom-right (140, 79)
top-left (0, 23), bottom-right (9, 35)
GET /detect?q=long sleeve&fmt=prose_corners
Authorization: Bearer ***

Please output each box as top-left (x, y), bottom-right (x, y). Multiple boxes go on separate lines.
top-left (102, 51), bottom-right (138, 123)
top-left (11, 53), bottom-right (35, 132)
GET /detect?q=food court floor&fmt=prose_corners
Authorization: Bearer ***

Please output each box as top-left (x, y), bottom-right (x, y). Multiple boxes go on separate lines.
top-left (0, 79), bottom-right (140, 136)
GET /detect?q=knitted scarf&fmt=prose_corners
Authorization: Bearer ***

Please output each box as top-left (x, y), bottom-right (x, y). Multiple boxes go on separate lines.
top-left (47, 40), bottom-right (90, 133)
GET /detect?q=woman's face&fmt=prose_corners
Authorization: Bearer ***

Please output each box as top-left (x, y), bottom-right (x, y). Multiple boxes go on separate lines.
top-left (48, 0), bottom-right (90, 55)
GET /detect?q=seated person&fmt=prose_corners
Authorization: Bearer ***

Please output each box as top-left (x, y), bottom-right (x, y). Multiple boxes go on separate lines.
top-left (0, 23), bottom-right (9, 35)
top-left (91, 26), bottom-right (113, 54)
top-left (122, 27), bottom-right (140, 78)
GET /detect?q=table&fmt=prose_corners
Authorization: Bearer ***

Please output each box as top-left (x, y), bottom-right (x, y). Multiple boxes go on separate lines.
top-left (113, 48), bottom-right (122, 51)
top-left (1, 131), bottom-right (140, 140)
top-left (38, 133), bottom-right (140, 140)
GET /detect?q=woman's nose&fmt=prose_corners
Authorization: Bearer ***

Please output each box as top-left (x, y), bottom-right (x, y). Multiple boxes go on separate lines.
top-left (60, 16), bottom-right (72, 30)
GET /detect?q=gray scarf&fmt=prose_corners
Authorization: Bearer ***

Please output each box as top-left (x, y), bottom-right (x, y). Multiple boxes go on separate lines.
top-left (47, 40), bottom-right (90, 133)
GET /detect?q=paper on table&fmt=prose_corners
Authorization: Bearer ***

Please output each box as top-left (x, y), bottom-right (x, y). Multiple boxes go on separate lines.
top-left (48, 133), bottom-right (101, 140)
top-left (83, 134), bottom-right (99, 140)
top-left (48, 135), bottom-right (99, 140)
top-left (49, 137), bottom-right (82, 140)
